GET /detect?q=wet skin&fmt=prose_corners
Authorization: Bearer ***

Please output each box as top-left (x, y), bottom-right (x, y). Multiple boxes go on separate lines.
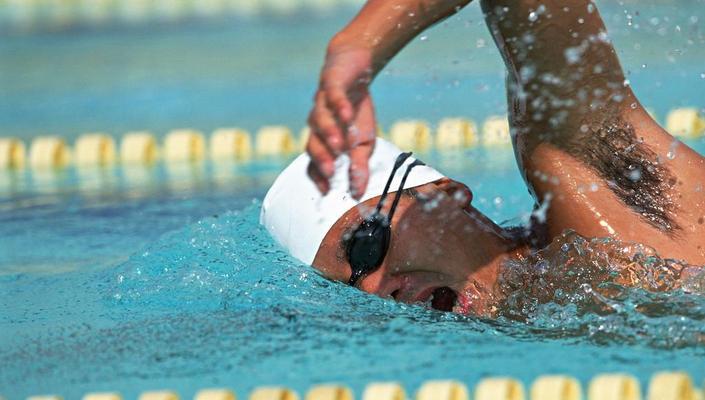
top-left (306, 0), bottom-right (705, 313)
top-left (482, 0), bottom-right (705, 263)
top-left (312, 178), bottom-right (528, 315)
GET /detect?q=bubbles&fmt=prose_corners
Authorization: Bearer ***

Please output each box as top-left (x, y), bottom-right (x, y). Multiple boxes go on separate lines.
top-left (528, 5), bottom-right (545, 22)
top-left (626, 167), bottom-right (642, 182)
top-left (667, 140), bottom-right (679, 160)
top-left (497, 230), bottom-right (705, 347)
top-left (564, 47), bottom-right (581, 64)
top-left (519, 64), bottom-right (536, 81)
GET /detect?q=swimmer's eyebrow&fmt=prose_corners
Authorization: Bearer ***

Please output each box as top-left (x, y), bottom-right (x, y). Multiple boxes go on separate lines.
top-left (559, 115), bottom-right (680, 233)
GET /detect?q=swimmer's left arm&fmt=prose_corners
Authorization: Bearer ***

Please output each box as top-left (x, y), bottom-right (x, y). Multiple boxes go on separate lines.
top-left (330, 0), bottom-right (472, 74)
top-left (307, 0), bottom-right (471, 197)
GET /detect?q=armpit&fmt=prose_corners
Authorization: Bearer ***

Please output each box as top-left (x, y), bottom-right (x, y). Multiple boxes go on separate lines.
top-left (559, 115), bottom-right (680, 234)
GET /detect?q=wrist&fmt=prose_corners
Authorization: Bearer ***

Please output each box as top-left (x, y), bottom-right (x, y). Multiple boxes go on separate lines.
top-left (328, 31), bottom-right (389, 76)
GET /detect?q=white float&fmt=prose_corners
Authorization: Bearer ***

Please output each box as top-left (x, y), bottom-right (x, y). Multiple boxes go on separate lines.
top-left (0, 137), bottom-right (26, 169)
top-left (305, 386), bottom-right (353, 400)
top-left (588, 374), bottom-right (640, 400)
top-left (530, 376), bottom-right (581, 400)
top-left (362, 383), bottom-right (405, 400)
top-left (138, 391), bottom-right (179, 400)
top-left (647, 372), bottom-right (694, 400)
top-left (29, 136), bottom-right (70, 169)
top-left (255, 125), bottom-right (296, 157)
top-left (163, 129), bottom-right (206, 162)
top-left (416, 380), bottom-right (469, 400)
top-left (194, 389), bottom-right (236, 400)
top-left (74, 133), bottom-right (116, 167)
top-left (389, 120), bottom-right (432, 152)
top-left (210, 128), bottom-right (252, 161)
top-left (475, 378), bottom-right (525, 400)
top-left (666, 108), bottom-right (705, 138)
top-left (83, 393), bottom-right (123, 400)
top-left (435, 117), bottom-right (478, 150)
top-left (120, 131), bottom-right (158, 165)
top-left (250, 387), bottom-right (299, 400)
top-left (482, 115), bottom-right (512, 147)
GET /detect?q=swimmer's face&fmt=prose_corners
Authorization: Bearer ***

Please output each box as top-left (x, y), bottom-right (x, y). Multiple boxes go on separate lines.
top-left (312, 178), bottom-right (517, 315)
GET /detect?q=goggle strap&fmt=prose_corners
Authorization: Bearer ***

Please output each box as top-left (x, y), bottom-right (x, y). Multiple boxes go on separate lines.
top-left (387, 159), bottom-right (425, 222)
top-left (374, 152), bottom-right (413, 215)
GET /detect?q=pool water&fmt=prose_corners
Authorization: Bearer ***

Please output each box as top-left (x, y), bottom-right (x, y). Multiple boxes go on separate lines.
top-left (1, 0), bottom-right (705, 398)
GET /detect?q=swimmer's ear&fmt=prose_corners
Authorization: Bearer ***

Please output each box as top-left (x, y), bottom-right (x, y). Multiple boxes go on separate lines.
top-left (433, 178), bottom-right (473, 207)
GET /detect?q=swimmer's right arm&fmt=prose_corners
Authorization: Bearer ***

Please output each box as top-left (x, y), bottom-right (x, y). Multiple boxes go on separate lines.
top-left (306, 0), bottom-right (472, 198)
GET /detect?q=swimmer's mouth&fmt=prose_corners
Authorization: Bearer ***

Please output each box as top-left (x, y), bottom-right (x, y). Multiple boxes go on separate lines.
top-left (430, 287), bottom-right (457, 312)
top-left (408, 286), bottom-right (458, 312)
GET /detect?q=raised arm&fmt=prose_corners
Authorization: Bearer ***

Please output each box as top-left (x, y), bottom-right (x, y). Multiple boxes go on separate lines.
top-left (306, 0), bottom-right (471, 197)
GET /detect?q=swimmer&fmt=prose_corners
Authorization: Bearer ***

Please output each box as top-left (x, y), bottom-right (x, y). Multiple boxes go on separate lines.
top-left (261, 0), bottom-right (705, 316)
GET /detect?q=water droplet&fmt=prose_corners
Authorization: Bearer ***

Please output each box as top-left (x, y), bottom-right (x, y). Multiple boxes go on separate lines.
top-left (667, 140), bottom-right (678, 160)
top-left (528, 11), bottom-right (538, 22)
top-left (564, 46), bottom-right (583, 64)
top-left (627, 168), bottom-right (642, 182)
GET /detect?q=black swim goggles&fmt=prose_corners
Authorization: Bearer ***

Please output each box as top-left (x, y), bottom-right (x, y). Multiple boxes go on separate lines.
top-left (346, 152), bottom-right (425, 287)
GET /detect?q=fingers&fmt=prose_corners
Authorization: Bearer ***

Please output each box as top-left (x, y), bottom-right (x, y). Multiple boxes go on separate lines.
top-left (309, 91), bottom-right (345, 155)
top-left (347, 96), bottom-right (377, 199)
top-left (306, 131), bottom-right (335, 179)
top-left (349, 140), bottom-right (373, 199)
top-left (307, 160), bottom-right (330, 195)
top-left (325, 85), bottom-right (354, 125)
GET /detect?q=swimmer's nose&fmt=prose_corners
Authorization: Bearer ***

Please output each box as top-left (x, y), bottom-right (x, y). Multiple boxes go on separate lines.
top-left (355, 267), bottom-right (402, 298)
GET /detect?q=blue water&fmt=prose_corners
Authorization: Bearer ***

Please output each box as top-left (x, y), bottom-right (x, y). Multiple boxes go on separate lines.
top-left (1, 0), bottom-right (705, 398)
top-left (1, 1), bottom-right (703, 140)
top-left (2, 147), bottom-right (705, 398)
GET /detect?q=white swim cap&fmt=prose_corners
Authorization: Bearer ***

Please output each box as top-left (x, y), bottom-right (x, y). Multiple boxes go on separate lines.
top-left (260, 138), bottom-right (444, 265)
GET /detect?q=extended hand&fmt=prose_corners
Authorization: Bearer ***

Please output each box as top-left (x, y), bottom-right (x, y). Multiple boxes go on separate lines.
top-left (306, 45), bottom-right (378, 198)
